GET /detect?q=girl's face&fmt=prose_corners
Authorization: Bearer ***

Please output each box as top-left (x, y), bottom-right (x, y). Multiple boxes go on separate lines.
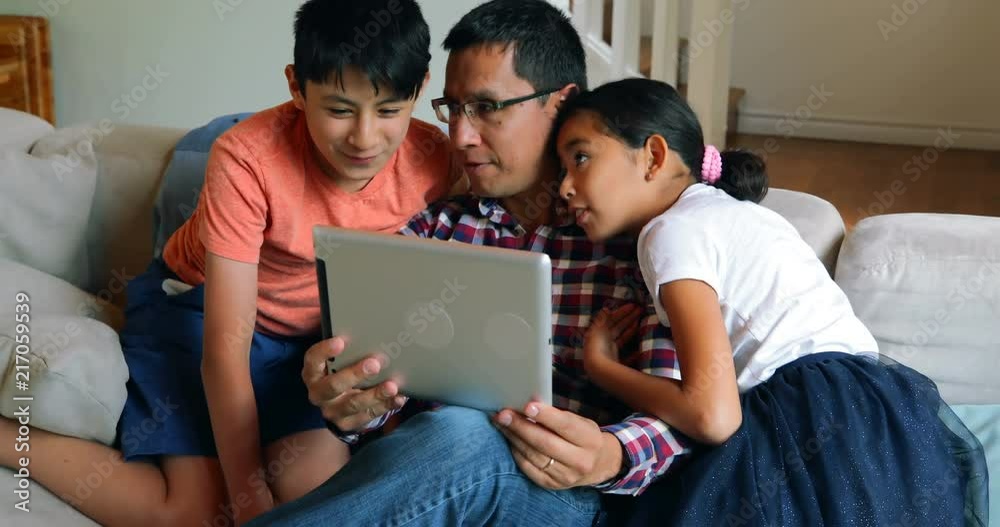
top-left (556, 111), bottom-right (648, 241)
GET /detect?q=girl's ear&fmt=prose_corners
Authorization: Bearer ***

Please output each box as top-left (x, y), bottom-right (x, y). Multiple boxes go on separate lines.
top-left (643, 134), bottom-right (670, 181)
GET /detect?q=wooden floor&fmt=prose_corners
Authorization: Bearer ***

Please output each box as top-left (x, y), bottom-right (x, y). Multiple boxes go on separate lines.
top-left (728, 134), bottom-right (1000, 229)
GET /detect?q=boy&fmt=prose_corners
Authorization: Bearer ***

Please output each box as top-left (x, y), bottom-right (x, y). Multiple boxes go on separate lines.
top-left (0, 1), bottom-right (461, 525)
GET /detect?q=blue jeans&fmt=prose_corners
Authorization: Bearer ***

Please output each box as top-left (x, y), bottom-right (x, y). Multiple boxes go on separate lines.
top-left (248, 406), bottom-right (604, 526)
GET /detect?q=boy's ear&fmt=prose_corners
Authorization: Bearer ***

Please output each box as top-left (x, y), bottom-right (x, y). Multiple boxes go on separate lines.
top-left (285, 64), bottom-right (306, 110)
top-left (643, 134), bottom-right (670, 181)
top-left (416, 70), bottom-right (431, 101)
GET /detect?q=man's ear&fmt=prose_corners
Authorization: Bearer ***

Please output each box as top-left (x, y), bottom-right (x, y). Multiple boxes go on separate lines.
top-left (643, 134), bottom-right (670, 181)
top-left (546, 83), bottom-right (581, 117)
top-left (286, 64), bottom-right (306, 111)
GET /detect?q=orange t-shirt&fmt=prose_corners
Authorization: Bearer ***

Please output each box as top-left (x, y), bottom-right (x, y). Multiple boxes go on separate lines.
top-left (163, 101), bottom-right (458, 336)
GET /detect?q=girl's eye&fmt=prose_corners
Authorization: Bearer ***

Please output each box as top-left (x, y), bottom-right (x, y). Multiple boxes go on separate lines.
top-left (573, 152), bottom-right (590, 166)
top-left (379, 108), bottom-right (403, 116)
top-left (327, 108), bottom-right (351, 116)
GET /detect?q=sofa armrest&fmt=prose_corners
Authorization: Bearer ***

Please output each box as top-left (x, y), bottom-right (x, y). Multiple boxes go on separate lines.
top-left (759, 188), bottom-right (845, 276)
top-left (835, 213), bottom-right (1000, 404)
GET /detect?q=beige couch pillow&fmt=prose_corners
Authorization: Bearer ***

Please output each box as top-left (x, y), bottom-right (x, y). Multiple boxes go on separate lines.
top-left (0, 258), bottom-right (123, 330)
top-left (0, 315), bottom-right (127, 446)
top-left (0, 127), bottom-right (99, 291)
top-left (0, 258), bottom-right (127, 445)
top-left (0, 108), bottom-right (53, 153)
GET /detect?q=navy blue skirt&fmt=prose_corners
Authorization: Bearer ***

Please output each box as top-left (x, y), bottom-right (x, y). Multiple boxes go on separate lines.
top-left (615, 353), bottom-right (989, 526)
top-left (115, 259), bottom-right (328, 462)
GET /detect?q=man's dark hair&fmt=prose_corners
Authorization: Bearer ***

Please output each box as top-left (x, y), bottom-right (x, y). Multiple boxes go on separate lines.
top-left (294, 0), bottom-right (431, 99)
top-left (443, 0), bottom-right (587, 97)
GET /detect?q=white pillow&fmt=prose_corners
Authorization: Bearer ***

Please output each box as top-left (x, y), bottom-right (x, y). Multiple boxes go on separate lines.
top-left (0, 315), bottom-right (127, 446)
top-left (0, 108), bottom-right (53, 153)
top-left (835, 213), bottom-right (1000, 404)
top-left (0, 127), bottom-right (98, 291)
top-left (0, 257), bottom-right (123, 331)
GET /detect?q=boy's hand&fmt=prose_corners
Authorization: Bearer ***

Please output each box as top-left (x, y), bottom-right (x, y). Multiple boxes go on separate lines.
top-left (303, 337), bottom-right (407, 432)
top-left (584, 304), bottom-right (642, 374)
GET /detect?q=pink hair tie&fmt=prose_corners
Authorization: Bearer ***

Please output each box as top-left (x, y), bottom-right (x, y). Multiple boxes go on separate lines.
top-left (701, 145), bottom-right (723, 184)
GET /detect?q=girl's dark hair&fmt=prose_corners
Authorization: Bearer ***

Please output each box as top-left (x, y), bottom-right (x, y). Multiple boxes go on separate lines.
top-left (294, 0), bottom-right (431, 100)
top-left (555, 78), bottom-right (768, 203)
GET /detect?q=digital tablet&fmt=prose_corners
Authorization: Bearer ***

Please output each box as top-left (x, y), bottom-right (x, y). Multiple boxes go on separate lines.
top-left (313, 225), bottom-right (553, 411)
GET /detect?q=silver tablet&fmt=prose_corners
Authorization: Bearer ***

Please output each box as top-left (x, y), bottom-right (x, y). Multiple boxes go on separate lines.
top-left (313, 225), bottom-right (553, 411)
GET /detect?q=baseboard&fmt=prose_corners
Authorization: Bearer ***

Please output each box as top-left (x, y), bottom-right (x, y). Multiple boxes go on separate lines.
top-left (736, 111), bottom-right (1000, 151)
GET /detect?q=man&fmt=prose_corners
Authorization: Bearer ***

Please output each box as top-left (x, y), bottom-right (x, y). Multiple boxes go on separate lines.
top-left (250, 1), bottom-right (687, 525)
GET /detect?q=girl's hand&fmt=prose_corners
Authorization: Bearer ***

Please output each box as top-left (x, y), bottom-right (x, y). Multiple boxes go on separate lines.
top-left (584, 304), bottom-right (642, 374)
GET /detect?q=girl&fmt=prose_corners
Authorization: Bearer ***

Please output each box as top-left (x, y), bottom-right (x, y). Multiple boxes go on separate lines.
top-left (555, 78), bottom-right (987, 526)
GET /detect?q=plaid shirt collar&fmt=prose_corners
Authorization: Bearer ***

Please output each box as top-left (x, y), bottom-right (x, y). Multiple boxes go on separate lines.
top-left (475, 196), bottom-right (576, 234)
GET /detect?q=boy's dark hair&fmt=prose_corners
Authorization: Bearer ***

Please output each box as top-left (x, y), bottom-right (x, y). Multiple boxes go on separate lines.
top-left (443, 0), bottom-right (587, 98)
top-left (557, 78), bottom-right (768, 203)
top-left (294, 0), bottom-right (430, 100)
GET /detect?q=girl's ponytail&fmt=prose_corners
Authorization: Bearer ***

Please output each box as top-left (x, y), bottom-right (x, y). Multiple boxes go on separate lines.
top-left (703, 148), bottom-right (768, 203)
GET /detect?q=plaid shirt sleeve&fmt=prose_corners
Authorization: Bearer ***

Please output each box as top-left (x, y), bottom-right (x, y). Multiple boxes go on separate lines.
top-left (592, 302), bottom-right (691, 495)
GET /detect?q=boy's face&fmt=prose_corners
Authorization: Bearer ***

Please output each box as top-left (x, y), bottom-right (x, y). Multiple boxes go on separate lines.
top-left (443, 46), bottom-right (564, 199)
top-left (287, 65), bottom-right (426, 191)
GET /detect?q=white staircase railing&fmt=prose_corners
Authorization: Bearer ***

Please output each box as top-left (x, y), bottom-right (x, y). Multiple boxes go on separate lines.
top-left (558, 0), bottom-right (733, 147)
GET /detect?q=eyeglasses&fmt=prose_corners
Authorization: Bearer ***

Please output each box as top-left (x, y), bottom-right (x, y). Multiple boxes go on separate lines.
top-left (431, 88), bottom-right (560, 126)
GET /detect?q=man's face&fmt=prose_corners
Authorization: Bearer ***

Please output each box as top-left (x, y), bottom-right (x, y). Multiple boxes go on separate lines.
top-left (289, 65), bottom-right (424, 191)
top-left (443, 46), bottom-right (560, 198)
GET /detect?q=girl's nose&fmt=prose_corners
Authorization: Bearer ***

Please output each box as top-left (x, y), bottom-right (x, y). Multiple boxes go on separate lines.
top-left (559, 176), bottom-right (575, 200)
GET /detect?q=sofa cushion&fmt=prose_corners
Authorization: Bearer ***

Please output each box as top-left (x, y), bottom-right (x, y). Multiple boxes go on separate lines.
top-left (0, 257), bottom-right (127, 446)
top-left (0, 108), bottom-right (53, 153)
top-left (759, 188), bottom-right (845, 275)
top-left (86, 123), bottom-right (187, 308)
top-left (0, 126), bottom-right (99, 291)
top-left (0, 257), bottom-right (124, 331)
top-left (0, 314), bottom-right (127, 446)
top-left (835, 213), bottom-right (1000, 404)
top-left (152, 112), bottom-right (253, 259)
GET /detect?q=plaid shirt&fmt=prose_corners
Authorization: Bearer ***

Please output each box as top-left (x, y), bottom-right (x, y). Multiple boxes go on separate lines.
top-left (349, 195), bottom-right (689, 495)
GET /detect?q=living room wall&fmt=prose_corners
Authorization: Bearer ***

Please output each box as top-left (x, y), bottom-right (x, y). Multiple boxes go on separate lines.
top-left (728, 0), bottom-right (1000, 149)
top-left (4, 0), bottom-right (486, 129)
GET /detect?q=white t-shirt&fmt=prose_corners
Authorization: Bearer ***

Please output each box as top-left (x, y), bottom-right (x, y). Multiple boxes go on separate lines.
top-left (638, 183), bottom-right (878, 392)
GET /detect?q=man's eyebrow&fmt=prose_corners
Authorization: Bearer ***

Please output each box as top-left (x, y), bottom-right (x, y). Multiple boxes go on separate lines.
top-left (441, 89), bottom-right (501, 102)
top-left (469, 89), bottom-right (500, 101)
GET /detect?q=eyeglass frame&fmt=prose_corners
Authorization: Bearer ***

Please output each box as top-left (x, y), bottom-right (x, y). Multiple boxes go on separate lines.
top-left (431, 87), bottom-right (562, 125)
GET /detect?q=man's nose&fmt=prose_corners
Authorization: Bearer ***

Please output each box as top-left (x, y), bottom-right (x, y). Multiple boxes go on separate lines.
top-left (449, 112), bottom-right (482, 150)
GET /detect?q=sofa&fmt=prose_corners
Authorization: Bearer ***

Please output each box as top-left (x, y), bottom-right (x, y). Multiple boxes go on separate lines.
top-left (1, 107), bottom-right (996, 526)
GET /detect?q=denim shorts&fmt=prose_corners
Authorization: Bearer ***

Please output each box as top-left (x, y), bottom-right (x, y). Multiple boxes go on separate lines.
top-left (115, 259), bottom-right (327, 461)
